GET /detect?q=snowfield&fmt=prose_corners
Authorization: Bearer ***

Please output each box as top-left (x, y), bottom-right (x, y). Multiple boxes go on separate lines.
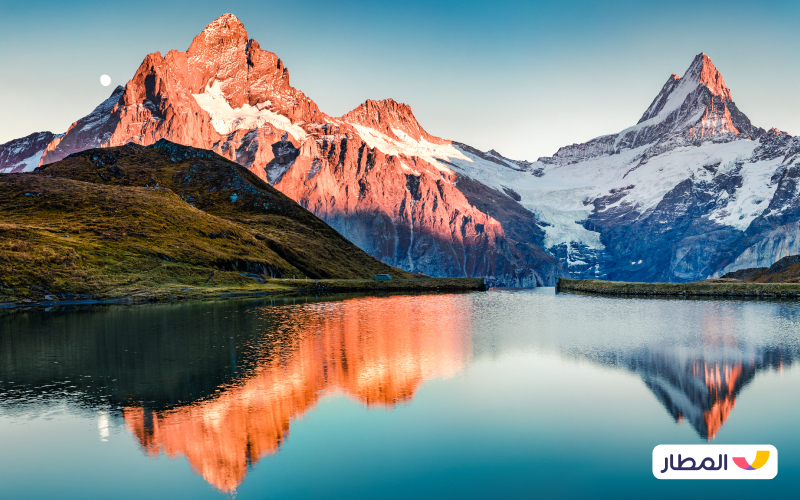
top-left (193, 80), bottom-right (308, 140)
top-left (345, 115), bottom-right (789, 278)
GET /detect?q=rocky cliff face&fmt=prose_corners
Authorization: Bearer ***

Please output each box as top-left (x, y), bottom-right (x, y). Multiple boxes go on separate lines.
top-left (0, 13), bottom-right (562, 286)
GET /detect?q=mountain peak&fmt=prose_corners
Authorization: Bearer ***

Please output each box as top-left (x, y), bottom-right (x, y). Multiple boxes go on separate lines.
top-left (204, 13), bottom-right (245, 33)
top-left (188, 13), bottom-right (249, 54)
top-left (637, 53), bottom-right (735, 125)
top-left (685, 53), bottom-right (732, 101)
top-left (342, 99), bottom-right (444, 144)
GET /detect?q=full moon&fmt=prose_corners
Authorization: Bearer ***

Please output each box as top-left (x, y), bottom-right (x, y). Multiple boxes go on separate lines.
top-left (100, 75), bottom-right (111, 86)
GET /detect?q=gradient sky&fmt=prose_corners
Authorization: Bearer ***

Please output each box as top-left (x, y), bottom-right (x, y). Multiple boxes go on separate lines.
top-left (2, 0), bottom-right (799, 160)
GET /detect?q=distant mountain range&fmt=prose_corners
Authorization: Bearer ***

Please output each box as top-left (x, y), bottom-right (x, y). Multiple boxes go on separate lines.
top-left (2, 13), bottom-right (799, 284)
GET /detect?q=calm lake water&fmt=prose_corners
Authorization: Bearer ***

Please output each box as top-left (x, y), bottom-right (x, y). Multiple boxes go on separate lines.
top-left (1, 289), bottom-right (798, 498)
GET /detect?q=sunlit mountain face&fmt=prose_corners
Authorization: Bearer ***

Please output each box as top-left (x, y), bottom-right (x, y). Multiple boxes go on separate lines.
top-left (0, 292), bottom-right (797, 494)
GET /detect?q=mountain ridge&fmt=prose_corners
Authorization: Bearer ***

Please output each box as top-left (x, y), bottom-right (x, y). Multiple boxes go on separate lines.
top-left (13, 12), bottom-right (559, 286)
top-left (2, 13), bottom-right (799, 284)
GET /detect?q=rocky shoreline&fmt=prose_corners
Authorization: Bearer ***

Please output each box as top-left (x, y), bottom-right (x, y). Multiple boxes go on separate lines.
top-left (556, 278), bottom-right (800, 298)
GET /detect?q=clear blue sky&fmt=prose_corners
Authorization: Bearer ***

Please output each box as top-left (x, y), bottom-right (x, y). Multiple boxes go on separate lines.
top-left (2, 0), bottom-right (799, 159)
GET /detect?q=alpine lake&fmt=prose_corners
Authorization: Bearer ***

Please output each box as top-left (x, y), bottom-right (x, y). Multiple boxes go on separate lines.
top-left (1, 288), bottom-right (798, 498)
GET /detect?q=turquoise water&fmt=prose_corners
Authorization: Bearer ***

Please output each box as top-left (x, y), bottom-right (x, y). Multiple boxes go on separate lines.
top-left (1, 289), bottom-right (798, 498)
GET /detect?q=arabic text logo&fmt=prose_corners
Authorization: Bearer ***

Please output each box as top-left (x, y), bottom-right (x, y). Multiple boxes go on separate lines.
top-left (652, 445), bottom-right (777, 480)
top-left (732, 451), bottom-right (770, 470)
top-left (660, 454), bottom-right (726, 473)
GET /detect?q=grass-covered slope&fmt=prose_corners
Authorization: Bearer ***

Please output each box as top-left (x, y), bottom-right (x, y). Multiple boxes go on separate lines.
top-left (0, 140), bottom-right (413, 301)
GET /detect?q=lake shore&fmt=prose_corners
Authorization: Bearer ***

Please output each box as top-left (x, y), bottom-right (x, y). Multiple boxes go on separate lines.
top-left (556, 278), bottom-right (800, 298)
top-left (0, 277), bottom-right (487, 309)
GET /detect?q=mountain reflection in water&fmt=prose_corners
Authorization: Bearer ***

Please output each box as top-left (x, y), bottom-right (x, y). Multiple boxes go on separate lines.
top-left (562, 303), bottom-right (794, 441)
top-left (599, 349), bottom-right (786, 440)
top-left (0, 291), bottom-right (797, 495)
top-left (120, 295), bottom-right (471, 492)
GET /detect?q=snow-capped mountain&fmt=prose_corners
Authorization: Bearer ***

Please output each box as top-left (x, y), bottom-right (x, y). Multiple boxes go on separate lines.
top-left (0, 131), bottom-right (63, 174)
top-left (0, 14), bottom-right (562, 286)
top-left (449, 54), bottom-right (800, 281)
top-left (2, 14), bottom-right (799, 283)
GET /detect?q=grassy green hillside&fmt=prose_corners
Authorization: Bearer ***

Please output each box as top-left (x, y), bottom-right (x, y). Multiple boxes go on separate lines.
top-left (0, 140), bottom-right (414, 302)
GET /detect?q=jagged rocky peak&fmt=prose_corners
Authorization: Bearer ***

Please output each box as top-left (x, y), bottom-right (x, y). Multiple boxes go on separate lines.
top-left (488, 149), bottom-right (506, 158)
top-left (621, 52), bottom-right (765, 148)
top-left (126, 12), bottom-right (309, 117)
top-left (342, 98), bottom-right (446, 144)
top-left (540, 53), bottom-right (763, 167)
top-left (638, 53), bottom-right (733, 125)
top-left (687, 53), bottom-right (732, 100)
top-left (188, 13), bottom-right (249, 54)
top-left (36, 12), bottom-right (329, 167)
top-left (765, 127), bottom-right (792, 139)
top-left (183, 14), bottom-right (274, 106)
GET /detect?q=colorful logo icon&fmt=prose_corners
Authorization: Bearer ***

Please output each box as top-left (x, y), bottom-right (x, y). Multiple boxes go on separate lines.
top-left (653, 445), bottom-right (777, 479)
top-left (732, 451), bottom-right (770, 470)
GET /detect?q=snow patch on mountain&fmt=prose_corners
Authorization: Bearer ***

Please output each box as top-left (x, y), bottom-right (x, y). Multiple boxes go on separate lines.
top-left (447, 138), bottom-right (777, 269)
top-left (624, 141), bottom-right (760, 213)
top-left (347, 123), bottom-right (458, 173)
top-left (76, 86), bottom-right (125, 134)
top-left (193, 80), bottom-right (307, 140)
top-left (527, 192), bottom-right (605, 250)
top-left (448, 146), bottom-right (614, 251)
top-left (708, 158), bottom-right (780, 229)
top-left (17, 150), bottom-right (46, 172)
